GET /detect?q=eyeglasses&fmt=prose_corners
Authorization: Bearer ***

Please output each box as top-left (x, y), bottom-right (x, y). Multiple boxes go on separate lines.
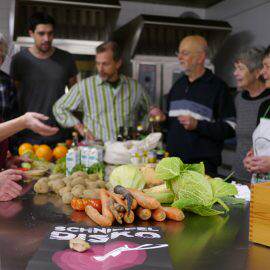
top-left (174, 50), bottom-right (192, 57)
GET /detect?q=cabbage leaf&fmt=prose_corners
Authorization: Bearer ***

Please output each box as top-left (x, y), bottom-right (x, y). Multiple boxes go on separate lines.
top-left (210, 178), bottom-right (238, 198)
top-left (109, 164), bottom-right (146, 190)
top-left (155, 157), bottom-right (183, 180)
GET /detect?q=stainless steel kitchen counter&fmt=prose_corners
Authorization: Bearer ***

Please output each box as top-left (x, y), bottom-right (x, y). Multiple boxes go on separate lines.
top-left (0, 191), bottom-right (268, 270)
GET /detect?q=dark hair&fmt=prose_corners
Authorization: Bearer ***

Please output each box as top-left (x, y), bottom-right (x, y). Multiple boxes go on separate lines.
top-left (263, 46), bottom-right (270, 59)
top-left (96, 41), bottom-right (122, 61)
top-left (28, 12), bottom-right (55, 32)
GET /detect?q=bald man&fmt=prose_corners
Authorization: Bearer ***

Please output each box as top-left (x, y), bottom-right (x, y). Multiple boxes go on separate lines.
top-left (150, 35), bottom-right (236, 175)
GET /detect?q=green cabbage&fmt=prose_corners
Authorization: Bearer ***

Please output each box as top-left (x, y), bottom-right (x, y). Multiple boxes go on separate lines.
top-left (155, 157), bottom-right (238, 216)
top-left (155, 157), bottom-right (183, 180)
top-left (183, 162), bottom-right (205, 175)
top-left (109, 164), bottom-right (146, 190)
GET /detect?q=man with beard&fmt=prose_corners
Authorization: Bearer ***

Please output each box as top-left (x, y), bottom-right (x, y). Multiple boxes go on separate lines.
top-left (53, 41), bottom-right (150, 142)
top-left (149, 35), bottom-right (236, 175)
top-left (10, 12), bottom-right (78, 146)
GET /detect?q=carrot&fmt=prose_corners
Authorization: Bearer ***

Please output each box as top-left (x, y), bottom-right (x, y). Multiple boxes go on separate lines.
top-left (124, 198), bottom-right (138, 210)
top-left (131, 199), bottom-right (138, 210)
top-left (128, 188), bottom-right (160, 210)
top-left (85, 205), bottom-right (113, 227)
top-left (136, 207), bottom-right (151, 221)
top-left (108, 192), bottom-right (127, 211)
top-left (152, 207), bottom-right (166, 222)
top-left (114, 186), bottom-right (134, 213)
top-left (114, 203), bottom-right (126, 212)
top-left (162, 206), bottom-right (185, 221)
top-left (124, 210), bottom-right (135, 224)
top-left (109, 198), bottom-right (123, 224)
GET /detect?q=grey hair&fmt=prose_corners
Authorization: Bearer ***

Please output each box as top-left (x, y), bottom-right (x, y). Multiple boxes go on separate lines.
top-left (0, 33), bottom-right (8, 60)
top-left (236, 47), bottom-right (264, 72)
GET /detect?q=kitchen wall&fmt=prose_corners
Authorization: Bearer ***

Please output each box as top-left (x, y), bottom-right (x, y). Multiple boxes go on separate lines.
top-left (0, 0), bottom-right (12, 39)
top-left (206, 0), bottom-right (270, 86)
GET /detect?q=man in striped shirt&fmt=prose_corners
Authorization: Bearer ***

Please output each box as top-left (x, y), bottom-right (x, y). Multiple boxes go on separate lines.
top-left (53, 41), bottom-right (150, 142)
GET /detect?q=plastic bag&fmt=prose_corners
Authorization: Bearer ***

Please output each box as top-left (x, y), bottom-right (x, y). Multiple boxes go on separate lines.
top-left (104, 133), bottom-right (162, 165)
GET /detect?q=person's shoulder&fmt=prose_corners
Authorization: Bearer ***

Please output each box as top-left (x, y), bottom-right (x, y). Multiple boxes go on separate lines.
top-left (54, 48), bottom-right (73, 58)
top-left (0, 70), bottom-right (11, 81)
top-left (11, 48), bottom-right (28, 61)
top-left (76, 75), bottom-right (97, 89)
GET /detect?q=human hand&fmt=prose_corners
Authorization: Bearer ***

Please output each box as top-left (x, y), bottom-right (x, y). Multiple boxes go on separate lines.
top-left (74, 123), bottom-right (95, 141)
top-left (149, 106), bottom-right (166, 121)
top-left (6, 155), bottom-right (32, 169)
top-left (22, 112), bottom-right (59, 136)
top-left (178, 115), bottom-right (198, 130)
top-left (0, 169), bottom-right (24, 202)
top-left (243, 149), bottom-right (254, 172)
top-left (247, 156), bottom-right (270, 174)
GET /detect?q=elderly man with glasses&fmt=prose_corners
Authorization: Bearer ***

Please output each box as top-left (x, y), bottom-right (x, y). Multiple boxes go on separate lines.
top-left (150, 35), bottom-right (236, 175)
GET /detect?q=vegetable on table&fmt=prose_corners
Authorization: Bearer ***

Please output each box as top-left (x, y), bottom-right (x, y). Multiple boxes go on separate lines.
top-left (136, 207), bottom-right (151, 221)
top-left (114, 185), bottom-right (134, 213)
top-left (161, 206), bottom-right (185, 221)
top-left (71, 198), bottom-right (102, 212)
top-left (123, 210), bottom-right (135, 224)
top-left (85, 189), bottom-right (114, 227)
top-left (109, 164), bottom-right (146, 190)
top-left (152, 207), bottom-right (166, 222)
top-left (155, 157), bottom-right (239, 216)
top-left (128, 188), bottom-right (160, 210)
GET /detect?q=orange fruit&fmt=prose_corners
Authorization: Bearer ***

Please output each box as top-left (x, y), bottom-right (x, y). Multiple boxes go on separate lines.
top-left (36, 144), bottom-right (53, 161)
top-left (18, 143), bottom-right (33, 156)
top-left (33, 144), bottom-right (40, 152)
top-left (65, 139), bottom-right (73, 148)
top-left (53, 145), bottom-right (68, 160)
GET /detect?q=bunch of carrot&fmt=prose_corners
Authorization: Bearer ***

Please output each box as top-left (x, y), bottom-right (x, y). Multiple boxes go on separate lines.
top-left (85, 186), bottom-right (185, 227)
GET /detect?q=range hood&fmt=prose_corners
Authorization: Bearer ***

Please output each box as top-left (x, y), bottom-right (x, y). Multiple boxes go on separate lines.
top-left (113, 14), bottom-right (232, 65)
top-left (13, 0), bottom-right (121, 42)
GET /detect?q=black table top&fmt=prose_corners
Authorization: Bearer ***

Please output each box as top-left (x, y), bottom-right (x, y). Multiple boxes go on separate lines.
top-left (0, 191), bottom-right (268, 270)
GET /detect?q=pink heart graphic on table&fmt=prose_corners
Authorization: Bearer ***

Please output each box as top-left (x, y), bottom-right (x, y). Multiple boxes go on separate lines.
top-left (52, 241), bottom-right (147, 270)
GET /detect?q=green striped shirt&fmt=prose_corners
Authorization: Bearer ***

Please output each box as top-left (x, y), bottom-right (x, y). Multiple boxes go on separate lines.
top-left (53, 74), bottom-right (150, 142)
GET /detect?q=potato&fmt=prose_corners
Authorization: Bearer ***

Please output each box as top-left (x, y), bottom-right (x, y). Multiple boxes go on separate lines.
top-left (72, 171), bottom-right (88, 178)
top-left (62, 176), bottom-right (72, 185)
top-left (85, 181), bottom-right (99, 190)
top-left (87, 173), bottom-right (100, 182)
top-left (49, 179), bottom-right (65, 194)
top-left (62, 192), bottom-right (73, 204)
top-left (71, 184), bottom-right (85, 198)
top-left (59, 186), bottom-right (71, 197)
top-left (83, 189), bottom-right (100, 199)
top-left (34, 179), bottom-right (50, 194)
top-left (96, 180), bottom-right (106, 189)
top-left (71, 177), bottom-right (86, 187)
top-left (49, 173), bottom-right (65, 181)
top-left (69, 237), bottom-right (90, 252)
top-left (37, 177), bottom-right (50, 183)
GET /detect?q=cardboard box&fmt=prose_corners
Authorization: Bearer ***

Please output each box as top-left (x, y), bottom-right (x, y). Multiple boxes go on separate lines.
top-left (249, 182), bottom-right (270, 247)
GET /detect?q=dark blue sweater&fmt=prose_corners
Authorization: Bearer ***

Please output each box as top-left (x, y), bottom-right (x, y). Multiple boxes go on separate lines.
top-left (166, 69), bottom-right (236, 165)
